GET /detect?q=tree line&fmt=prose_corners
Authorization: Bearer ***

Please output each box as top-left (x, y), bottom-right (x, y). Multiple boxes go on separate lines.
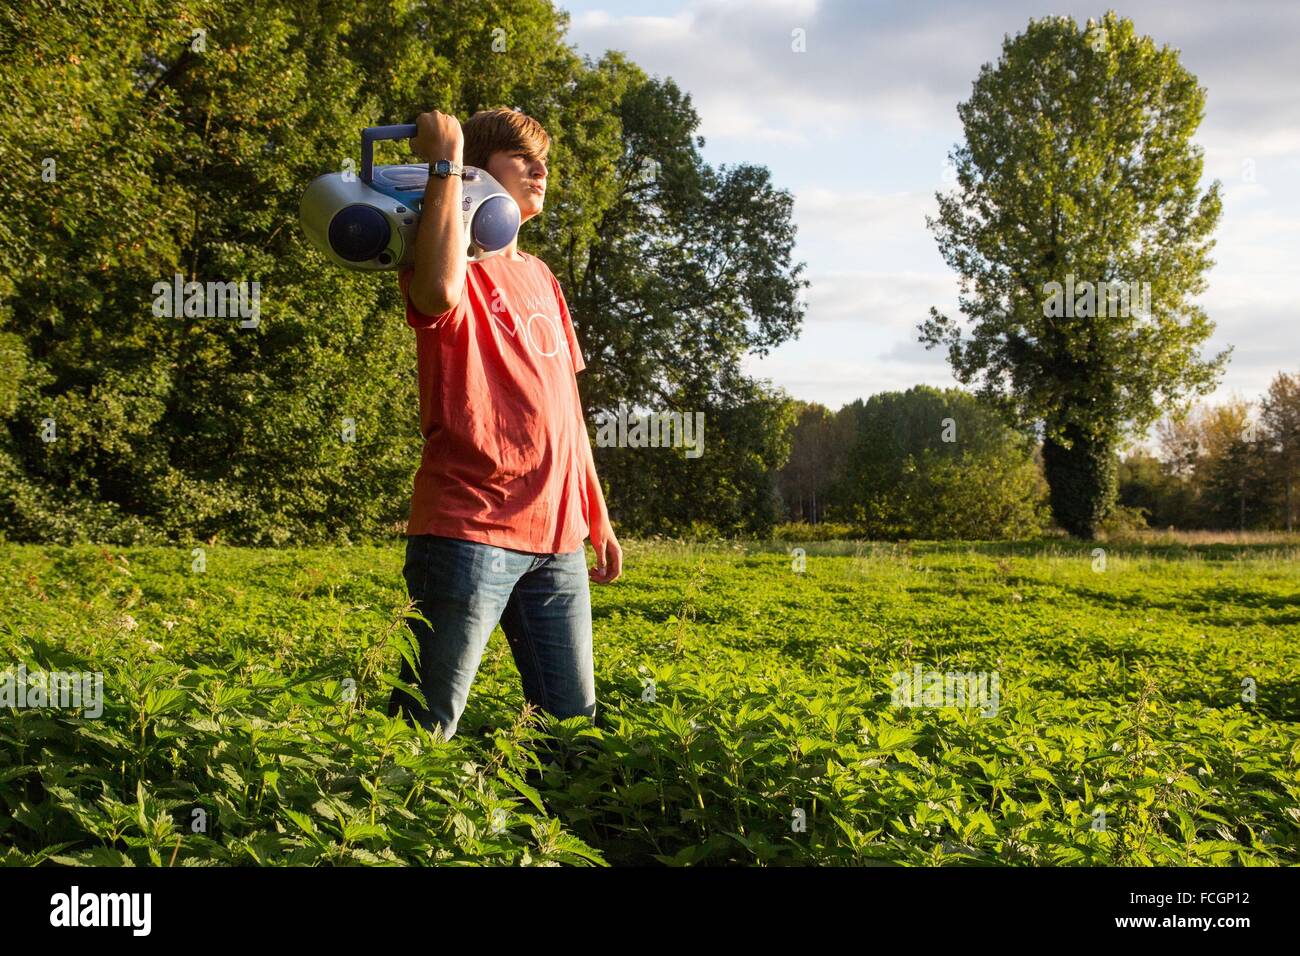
top-left (1, 6), bottom-right (1277, 544)
top-left (770, 373), bottom-right (1300, 540)
top-left (1118, 370), bottom-right (1300, 532)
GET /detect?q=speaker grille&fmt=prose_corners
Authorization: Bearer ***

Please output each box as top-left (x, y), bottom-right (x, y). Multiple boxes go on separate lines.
top-left (329, 204), bottom-right (391, 262)
top-left (471, 195), bottom-right (521, 252)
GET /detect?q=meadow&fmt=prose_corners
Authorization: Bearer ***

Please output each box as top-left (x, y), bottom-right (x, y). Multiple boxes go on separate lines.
top-left (2, 536), bottom-right (1297, 866)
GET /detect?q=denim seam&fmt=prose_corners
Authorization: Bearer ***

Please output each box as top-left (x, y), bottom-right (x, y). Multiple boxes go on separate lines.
top-left (416, 536), bottom-right (435, 726)
top-left (513, 568), bottom-right (551, 714)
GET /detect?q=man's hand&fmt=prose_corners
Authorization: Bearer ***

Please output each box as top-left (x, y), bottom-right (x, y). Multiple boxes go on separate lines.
top-left (410, 110), bottom-right (463, 164)
top-left (588, 516), bottom-right (623, 584)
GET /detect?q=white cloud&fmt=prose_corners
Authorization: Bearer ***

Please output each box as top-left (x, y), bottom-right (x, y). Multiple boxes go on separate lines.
top-left (742, 354), bottom-right (962, 409)
top-left (800, 269), bottom-right (955, 322)
top-left (562, 0), bottom-right (1300, 406)
top-left (567, 0), bottom-right (1300, 144)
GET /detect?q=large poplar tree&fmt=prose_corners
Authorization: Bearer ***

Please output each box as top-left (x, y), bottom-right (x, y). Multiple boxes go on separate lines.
top-left (921, 11), bottom-right (1227, 538)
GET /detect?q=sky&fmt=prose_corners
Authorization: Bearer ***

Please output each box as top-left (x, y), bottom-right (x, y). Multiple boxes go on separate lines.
top-left (552, 0), bottom-right (1300, 445)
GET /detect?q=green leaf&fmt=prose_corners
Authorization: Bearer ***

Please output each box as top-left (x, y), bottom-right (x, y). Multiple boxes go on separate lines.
top-left (498, 769), bottom-right (546, 815)
top-left (377, 671), bottom-right (427, 711)
top-left (874, 725), bottom-right (921, 751)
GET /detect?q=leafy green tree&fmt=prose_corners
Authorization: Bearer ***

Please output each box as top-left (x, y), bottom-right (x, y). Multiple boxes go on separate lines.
top-left (1150, 396), bottom-right (1278, 530)
top-left (896, 447), bottom-right (1049, 539)
top-left (1194, 399), bottom-right (1272, 530)
top-left (1260, 370), bottom-right (1300, 531)
top-left (776, 401), bottom-right (838, 523)
top-left (1116, 449), bottom-right (1196, 530)
top-left (825, 385), bottom-right (1046, 539)
top-left (921, 11), bottom-right (1227, 539)
top-left (596, 377), bottom-right (797, 538)
top-left (2, 0), bottom-right (461, 543)
top-left (536, 60), bottom-right (807, 538)
top-left (551, 66), bottom-right (808, 418)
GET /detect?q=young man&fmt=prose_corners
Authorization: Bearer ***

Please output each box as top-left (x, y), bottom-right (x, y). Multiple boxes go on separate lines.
top-left (386, 106), bottom-right (622, 742)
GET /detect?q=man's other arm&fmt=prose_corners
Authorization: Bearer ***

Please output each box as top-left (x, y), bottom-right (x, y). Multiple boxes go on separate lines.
top-left (577, 402), bottom-right (622, 583)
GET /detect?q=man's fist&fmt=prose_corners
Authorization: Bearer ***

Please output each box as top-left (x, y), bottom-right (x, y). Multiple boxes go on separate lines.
top-left (410, 110), bottom-right (464, 163)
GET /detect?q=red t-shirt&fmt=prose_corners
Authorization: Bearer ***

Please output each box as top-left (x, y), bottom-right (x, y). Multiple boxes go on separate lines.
top-left (399, 251), bottom-right (590, 554)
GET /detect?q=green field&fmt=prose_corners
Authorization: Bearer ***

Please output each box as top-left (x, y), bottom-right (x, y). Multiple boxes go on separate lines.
top-left (2, 538), bottom-right (1298, 866)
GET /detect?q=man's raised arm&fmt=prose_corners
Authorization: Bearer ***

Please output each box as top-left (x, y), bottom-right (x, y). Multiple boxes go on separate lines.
top-left (407, 110), bottom-right (467, 317)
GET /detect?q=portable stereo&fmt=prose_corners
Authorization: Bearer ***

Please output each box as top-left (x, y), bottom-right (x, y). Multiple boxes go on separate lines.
top-left (298, 124), bottom-right (521, 270)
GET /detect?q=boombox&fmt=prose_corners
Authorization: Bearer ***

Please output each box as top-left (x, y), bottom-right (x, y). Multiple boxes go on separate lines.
top-left (299, 124), bottom-right (521, 270)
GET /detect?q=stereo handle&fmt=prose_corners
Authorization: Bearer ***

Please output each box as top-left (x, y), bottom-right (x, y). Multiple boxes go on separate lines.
top-left (360, 124), bottom-right (418, 184)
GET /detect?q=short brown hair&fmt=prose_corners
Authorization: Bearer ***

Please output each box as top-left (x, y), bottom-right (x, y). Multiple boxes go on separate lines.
top-left (462, 107), bottom-right (550, 170)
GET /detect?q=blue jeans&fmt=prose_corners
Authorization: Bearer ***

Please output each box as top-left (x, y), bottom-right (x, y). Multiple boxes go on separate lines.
top-left (386, 534), bottom-right (596, 740)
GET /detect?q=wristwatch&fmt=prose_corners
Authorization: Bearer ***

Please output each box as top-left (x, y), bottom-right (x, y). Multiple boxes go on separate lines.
top-left (431, 158), bottom-right (464, 179)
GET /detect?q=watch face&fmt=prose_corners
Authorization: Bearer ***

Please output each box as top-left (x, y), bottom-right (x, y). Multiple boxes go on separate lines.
top-left (434, 160), bottom-right (449, 175)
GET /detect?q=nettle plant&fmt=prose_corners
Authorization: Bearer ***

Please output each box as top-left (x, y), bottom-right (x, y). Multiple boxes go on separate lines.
top-left (1, 540), bottom-right (1296, 866)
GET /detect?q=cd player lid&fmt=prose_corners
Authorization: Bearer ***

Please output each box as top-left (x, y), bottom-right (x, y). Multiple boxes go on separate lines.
top-left (371, 164), bottom-right (429, 190)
